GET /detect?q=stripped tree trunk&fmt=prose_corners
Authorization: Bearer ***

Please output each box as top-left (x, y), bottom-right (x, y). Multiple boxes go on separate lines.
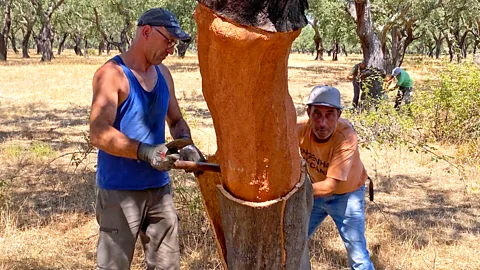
top-left (194, 1), bottom-right (312, 269)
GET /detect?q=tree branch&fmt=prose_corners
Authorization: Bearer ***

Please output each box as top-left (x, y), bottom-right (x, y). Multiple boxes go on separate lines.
top-left (49, 0), bottom-right (65, 17)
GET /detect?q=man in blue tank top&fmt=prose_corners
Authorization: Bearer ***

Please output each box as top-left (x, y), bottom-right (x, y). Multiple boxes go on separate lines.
top-left (89, 8), bottom-right (201, 270)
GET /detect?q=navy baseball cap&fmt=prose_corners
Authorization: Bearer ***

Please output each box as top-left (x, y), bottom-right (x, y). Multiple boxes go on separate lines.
top-left (137, 8), bottom-right (191, 42)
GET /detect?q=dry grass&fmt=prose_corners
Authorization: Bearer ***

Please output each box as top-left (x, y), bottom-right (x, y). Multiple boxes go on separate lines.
top-left (0, 50), bottom-right (479, 269)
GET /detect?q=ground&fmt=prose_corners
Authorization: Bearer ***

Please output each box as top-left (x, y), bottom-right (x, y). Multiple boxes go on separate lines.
top-left (0, 50), bottom-right (478, 269)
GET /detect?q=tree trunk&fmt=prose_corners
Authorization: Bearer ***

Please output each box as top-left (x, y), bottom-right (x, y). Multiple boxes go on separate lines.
top-left (83, 35), bottom-right (88, 59)
top-left (10, 28), bottom-right (18, 54)
top-left (176, 41), bottom-right (190, 58)
top-left (427, 45), bottom-right (434, 58)
top-left (0, 0), bottom-right (12, 61)
top-left (107, 39), bottom-right (112, 55)
top-left (353, 0), bottom-right (385, 70)
top-left (57, 32), bottom-right (68, 55)
top-left (31, 0), bottom-right (65, 61)
top-left (194, 2), bottom-right (312, 269)
top-left (98, 39), bottom-right (105, 55)
top-left (22, 19), bottom-right (35, 58)
top-left (332, 41), bottom-right (339, 61)
top-left (73, 34), bottom-right (83, 56)
top-left (445, 34), bottom-right (455, 62)
top-left (38, 20), bottom-right (54, 61)
top-left (341, 44), bottom-right (348, 56)
top-left (311, 20), bottom-right (324, 61)
top-left (459, 30), bottom-right (469, 59)
top-left (435, 38), bottom-right (443, 59)
top-left (474, 39), bottom-right (479, 55)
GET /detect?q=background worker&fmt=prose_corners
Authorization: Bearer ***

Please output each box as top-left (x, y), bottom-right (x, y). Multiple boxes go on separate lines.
top-left (389, 67), bottom-right (414, 109)
top-left (297, 85), bottom-right (375, 270)
top-left (347, 61), bottom-right (366, 108)
top-left (89, 8), bottom-right (202, 270)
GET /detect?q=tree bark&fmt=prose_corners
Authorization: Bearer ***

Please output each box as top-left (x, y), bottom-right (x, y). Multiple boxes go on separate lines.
top-left (432, 31), bottom-right (444, 59)
top-left (310, 19), bottom-right (323, 61)
top-left (73, 34), bottom-right (83, 56)
top-left (98, 39), bottom-right (105, 56)
top-left (341, 44), bottom-right (348, 56)
top-left (197, 0), bottom-right (308, 32)
top-left (352, 0), bottom-right (385, 70)
top-left (217, 176), bottom-right (312, 270)
top-left (21, 17), bottom-right (35, 58)
top-left (332, 41), bottom-right (339, 61)
top-left (194, 3), bottom-right (312, 268)
top-left (57, 32), bottom-right (68, 55)
top-left (0, 0), bottom-right (12, 61)
top-left (445, 34), bottom-right (455, 62)
top-left (31, 0), bottom-right (65, 62)
top-left (176, 41), bottom-right (190, 58)
top-left (10, 28), bottom-right (18, 54)
top-left (83, 35), bottom-right (89, 59)
top-left (33, 31), bottom-right (41, 54)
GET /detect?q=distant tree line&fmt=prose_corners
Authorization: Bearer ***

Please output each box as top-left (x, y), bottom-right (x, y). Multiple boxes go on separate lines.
top-left (0, 0), bottom-right (197, 61)
top-left (1, 0), bottom-right (479, 65)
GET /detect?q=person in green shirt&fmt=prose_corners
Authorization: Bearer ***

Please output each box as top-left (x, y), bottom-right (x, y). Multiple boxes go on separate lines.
top-left (390, 67), bottom-right (413, 109)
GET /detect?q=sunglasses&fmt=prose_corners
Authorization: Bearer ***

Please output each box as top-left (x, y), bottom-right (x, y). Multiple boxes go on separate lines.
top-left (153, 27), bottom-right (177, 48)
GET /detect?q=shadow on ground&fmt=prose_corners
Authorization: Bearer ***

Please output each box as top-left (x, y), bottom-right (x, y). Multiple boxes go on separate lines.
top-left (0, 104), bottom-right (90, 151)
top-left (369, 173), bottom-right (480, 248)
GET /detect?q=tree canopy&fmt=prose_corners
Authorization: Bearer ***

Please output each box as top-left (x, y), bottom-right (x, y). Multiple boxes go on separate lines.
top-left (0, 0), bottom-right (479, 62)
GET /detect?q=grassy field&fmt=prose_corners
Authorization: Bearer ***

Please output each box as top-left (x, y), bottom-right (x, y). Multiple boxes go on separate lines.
top-left (0, 50), bottom-right (479, 270)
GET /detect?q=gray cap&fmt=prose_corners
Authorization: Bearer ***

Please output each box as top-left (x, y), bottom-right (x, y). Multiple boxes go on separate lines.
top-left (137, 8), bottom-right (191, 42)
top-left (306, 85), bottom-right (342, 110)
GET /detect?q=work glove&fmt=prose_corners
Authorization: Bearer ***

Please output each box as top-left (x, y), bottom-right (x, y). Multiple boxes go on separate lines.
top-left (137, 143), bottom-right (180, 171)
top-left (179, 144), bottom-right (206, 176)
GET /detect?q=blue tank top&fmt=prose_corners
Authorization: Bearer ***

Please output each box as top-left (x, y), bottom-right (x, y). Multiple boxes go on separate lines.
top-left (96, 55), bottom-right (170, 190)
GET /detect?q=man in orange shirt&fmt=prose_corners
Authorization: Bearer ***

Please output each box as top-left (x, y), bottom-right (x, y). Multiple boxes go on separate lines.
top-left (297, 85), bottom-right (374, 269)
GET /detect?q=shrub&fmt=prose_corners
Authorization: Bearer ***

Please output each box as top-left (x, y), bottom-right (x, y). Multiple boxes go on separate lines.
top-left (411, 63), bottom-right (480, 143)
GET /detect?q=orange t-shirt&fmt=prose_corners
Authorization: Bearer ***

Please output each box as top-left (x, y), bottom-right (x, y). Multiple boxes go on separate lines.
top-left (298, 118), bottom-right (368, 194)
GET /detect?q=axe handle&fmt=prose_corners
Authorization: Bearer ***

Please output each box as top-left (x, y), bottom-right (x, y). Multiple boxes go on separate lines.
top-left (173, 160), bottom-right (221, 173)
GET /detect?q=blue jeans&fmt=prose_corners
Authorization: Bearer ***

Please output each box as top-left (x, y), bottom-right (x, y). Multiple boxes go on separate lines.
top-left (308, 185), bottom-right (374, 270)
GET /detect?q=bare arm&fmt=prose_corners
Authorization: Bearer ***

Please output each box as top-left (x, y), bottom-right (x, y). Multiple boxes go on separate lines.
top-left (159, 64), bottom-right (192, 140)
top-left (89, 62), bottom-right (140, 159)
top-left (312, 177), bottom-right (339, 197)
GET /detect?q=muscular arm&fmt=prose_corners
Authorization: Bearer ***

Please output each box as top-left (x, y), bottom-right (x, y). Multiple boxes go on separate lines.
top-left (89, 62), bottom-right (140, 159)
top-left (159, 64), bottom-right (192, 140)
top-left (312, 177), bottom-right (338, 197)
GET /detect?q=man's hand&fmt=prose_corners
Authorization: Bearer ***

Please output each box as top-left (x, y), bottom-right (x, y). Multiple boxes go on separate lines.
top-left (137, 143), bottom-right (180, 171)
top-left (179, 144), bottom-right (206, 176)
